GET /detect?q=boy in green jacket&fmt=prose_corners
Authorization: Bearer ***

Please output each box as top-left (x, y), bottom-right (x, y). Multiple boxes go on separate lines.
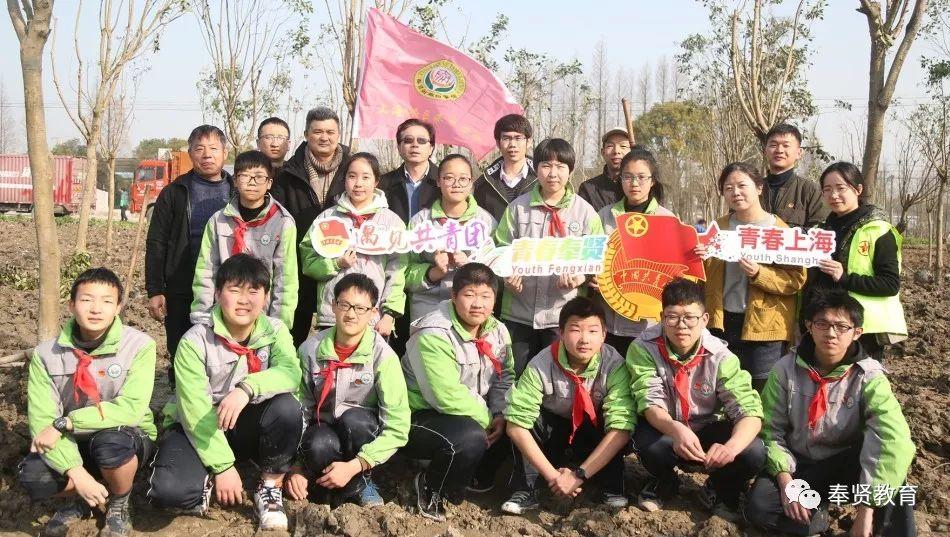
top-left (19, 268), bottom-right (156, 537)
top-left (285, 273), bottom-right (410, 507)
top-left (502, 296), bottom-right (635, 515)
top-left (147, 254), bottom-right (302, 531)
top-left (745, 289), bottom-right (915, 536)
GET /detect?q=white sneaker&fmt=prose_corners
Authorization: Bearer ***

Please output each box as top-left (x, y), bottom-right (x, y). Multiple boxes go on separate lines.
top-left (254, 480), bottom-right (288, 531)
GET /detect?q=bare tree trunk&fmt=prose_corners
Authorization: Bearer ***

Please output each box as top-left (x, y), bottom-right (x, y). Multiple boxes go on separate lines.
top-left (105, 156), bottom-right (117, 254)
top-left (928, 205), bottom-right (935, 267)
top-left (937, 179), bottom-right (946, 285)
top-left (75, 121), bottom-right (100, 253)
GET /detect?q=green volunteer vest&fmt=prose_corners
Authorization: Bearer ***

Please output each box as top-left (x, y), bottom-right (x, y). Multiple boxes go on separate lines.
top-left (846, 220), bottom-right (907, 335)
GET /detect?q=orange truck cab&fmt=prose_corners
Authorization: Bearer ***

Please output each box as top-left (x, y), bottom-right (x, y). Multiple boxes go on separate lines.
top-left (131, 150), bottom-right (192, 216)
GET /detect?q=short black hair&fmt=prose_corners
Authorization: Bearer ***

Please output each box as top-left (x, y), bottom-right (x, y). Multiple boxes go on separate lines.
top-left (305, 106), bottom-right (340, 130)
top-left (718, 161), bottom-right (764, 194)
top-left (819, 161), bottom-right (865, 190)
top-left (493, 114), bottom-right (533, 141)
top-left (533, 138), bottom-right (576, 172)
top-left (765, 123), bottom-right (803, 145)
top-left (620, 148), bottom-right (665, 203)
top-left (257, 117), bottom-right (290, 138)
top-left (234, 150), bottom-right (274, 178)
top-left (558, 296), bottom-right (606, 332)
top-left (802, 289), bottom-right (864, 329)
top-left (333, 273), bottom-right (379, 305)
top-left (188, 124), bottom-right (227, 149)
top-left (70, 267), bottom-right (124, 303)
top-left (344, 152), bottom-right (382, 183)
top-left (214, 254), bottom-right (271, 292)
top-left (396, 118), bottom-right (436, 146)
top-left (452, 262), bottom-right (497, 296)
top-left (437, 153), bottom-right (473, 177)
top-left (662, 278), bottom-right (705, 310)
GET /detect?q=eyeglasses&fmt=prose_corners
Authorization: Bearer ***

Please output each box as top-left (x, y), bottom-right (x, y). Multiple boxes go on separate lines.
top-left (500, 135), bottom-right (527, 144)
top-left (236, 173), bottom-right (270, 184)
top-left (334, 300), bottom-right (372, 316)
top-left (258, 134), bottom-right (289, 143)
top-left (440, 176), bottom-right (472, 187)
top-left (662, 314), bottom-right (703, 327)
top-left (810, 320), bottom-right (854, 335)
top-left (821, 185), bottom-right (855, 197)
top-left (621, 174), bottom-right (653, 185)
top-left (400, 136), bottom-right (430, 145)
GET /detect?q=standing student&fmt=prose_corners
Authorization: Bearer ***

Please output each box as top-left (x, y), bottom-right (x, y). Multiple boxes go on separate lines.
top-left (256, 117), bottom-right (292, 170)
top-left (401, 263), bottom-right (514, 521)
top-left (577, 127), bottom-right (632, 211)
top-left (502, 297), bottom-right (634, 515)
top-left (473, 114), bottom-right (537, 220)
top-left (494, 138), bottom-right (603, 374)
top-left (299, 152), bottom-right (407, 337)
top-left (286, 274), bottom-right (409, 507)
top-left (760, 123), bottom-right (828, 229)
top-left (405, 154), bottom-right (497, 322)
top-left (627, 278), bottom-right (765, 520)
top-left (119, 187), bottom-right (129, 222)
top-left (745, 290), bottom-right (915, 536)
top-left (191, 150), bottom-right (298, 328)
top-left (696, 162), bottom-right (806, 390)
top-left (148, 255), bottom-right (303, 532)
top-left (19, 268), bottom-right (156, 537)
top-left (595, 149), bottom-right (674, 356)
top-left (803, 162), bottom-right (906, 361)
top-left (381, 118), bottom-right (440, 223)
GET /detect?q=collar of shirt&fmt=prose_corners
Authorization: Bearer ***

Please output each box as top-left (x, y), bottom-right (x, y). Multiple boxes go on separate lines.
top-left (500, 161), bottom-right (529, 188)
top-left (403, 162), bottom-right (430, 184)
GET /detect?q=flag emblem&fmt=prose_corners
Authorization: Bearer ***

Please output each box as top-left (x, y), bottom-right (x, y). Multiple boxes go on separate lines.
top-left (415, 60), bottom-right (466, 100)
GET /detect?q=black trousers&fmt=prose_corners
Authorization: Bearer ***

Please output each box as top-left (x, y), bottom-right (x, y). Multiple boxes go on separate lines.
top-left (715, 311), bottom-right (784, 388)
top-left (147, 393), bottom-right (303, 510)
top-left (504, 320), bottom-right (558, 376)
top-left (290, 276), bottom-right (317, 347)
top-left (744, 447), bottom-right (915, 536)
top-left (632, 420), bottom-right (765, 505)
top-left (301, 407), bottom-right (380, 499)
top-left (164, 291), bottom-right (194, 387)
top-left (511, 409), bottom-right (625, 496)
top-left (19, 427), bottom-right (154, 501)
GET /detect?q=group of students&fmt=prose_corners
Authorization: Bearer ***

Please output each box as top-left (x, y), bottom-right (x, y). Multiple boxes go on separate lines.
top-left (20, 113), bottom-right (916, 537)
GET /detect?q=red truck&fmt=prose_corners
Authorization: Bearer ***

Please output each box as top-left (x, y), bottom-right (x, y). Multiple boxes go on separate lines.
top-left (131, 150), bottom-right (192, 217)
top-left (0, 155), bottom-right (88, 215)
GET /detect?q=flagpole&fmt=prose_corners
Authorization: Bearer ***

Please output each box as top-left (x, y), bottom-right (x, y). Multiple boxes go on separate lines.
top-left (349, 9), bottom-right (372, 152)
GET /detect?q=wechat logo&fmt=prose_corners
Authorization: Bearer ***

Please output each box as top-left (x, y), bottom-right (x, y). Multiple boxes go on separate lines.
top-left (785, 479), bottom-right (821, 509)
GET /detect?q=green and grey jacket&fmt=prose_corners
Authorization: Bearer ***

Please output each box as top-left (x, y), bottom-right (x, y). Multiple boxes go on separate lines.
top-left (402, 300), bottom-right (514, 428)
top-left (597, 198), bottom-right (674, 338)
top-left (493, 185), bottom-right (604, 329)
top-left (163, 306), bottom-right (301, 474)
top-left (296, 327), bottom-right (410, 466)
top-left (504, 342), bottom-right (635, 431)
top-left (405, 195), bottom-right (497, 322)
top-left (27, 318), bottom-right (157, 474)
top-left (300, 190), bottom-right (407, 327)
top-left (761, 337), bottom-right (914, 506)
top-left (626, 323), bottom-right (763, 431)
top-left (191, 195), bottom-right (298, 328)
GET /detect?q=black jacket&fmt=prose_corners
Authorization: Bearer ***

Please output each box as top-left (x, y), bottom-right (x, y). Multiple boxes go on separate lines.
top-left (473, 156), bottom-right (537, 221)
top-left (577, 167), bottom-right (623, 212)
top-left (760, 170), bottom-right (829, 229)
top-left (145, 170), bottom-right (234, 297)
top-left (380, 162), bottom-right (440, 224)
top-left (271, 141), bottom-right (350, 242)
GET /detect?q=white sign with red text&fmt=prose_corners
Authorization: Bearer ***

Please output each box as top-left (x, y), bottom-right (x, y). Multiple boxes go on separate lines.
top-left (697, 221), bottom-right (835, 267)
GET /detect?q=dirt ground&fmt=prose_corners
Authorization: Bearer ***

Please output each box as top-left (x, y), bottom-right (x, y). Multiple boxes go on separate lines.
top-left (0, 217), bottom-right (946, 536)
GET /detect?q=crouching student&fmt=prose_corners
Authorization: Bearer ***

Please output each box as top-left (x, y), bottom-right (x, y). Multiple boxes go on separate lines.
top-left (192, 149), bottom-right (298, 328)
top-left (502, 297), bottom-right (634, 515)
top-left (148, 254), bottom-right (303, 531)
top-left (285, 273), bottom-right (410, 506)
top-left (19, 268), bottom-right (156, 537)
top-left (627, 278), bottom-right (765, 520)
top-left (745, 289), bottom-right (915, 536)
top-left (401, 263), bottom-right (514, 521)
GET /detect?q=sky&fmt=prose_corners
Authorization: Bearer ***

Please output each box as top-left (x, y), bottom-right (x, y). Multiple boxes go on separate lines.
top-left (0, 0), bottom-right (936, 167)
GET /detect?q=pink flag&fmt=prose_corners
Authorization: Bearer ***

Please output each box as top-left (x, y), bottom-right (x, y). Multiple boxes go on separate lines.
top-left (353, 8), bottom-right (524, 159)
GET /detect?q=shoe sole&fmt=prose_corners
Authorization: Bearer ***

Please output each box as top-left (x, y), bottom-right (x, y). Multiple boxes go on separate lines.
top-left (501, 502), bottom-right (539, 515)
top-left (637, 499), bottom-right (662, 512)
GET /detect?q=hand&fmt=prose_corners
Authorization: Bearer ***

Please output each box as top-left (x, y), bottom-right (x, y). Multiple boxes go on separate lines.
top-left (693, 244), bottom-right (709, 258)
top-left (67, 467), bottom-right (108, 508)
top-left (486, 415), bottom-right (506, 447)
top-left (216, 387), bottom-right (250, 430)
top-left (818, 259), bottom-right (845, 282)
top-left (704, 443), bottom-right (737, 470)
top-left (148, 294), bottom-right (166, 322)
top-left (850, 506), bottom-right (874, 537)
top-left (670, 422), bottom-right (706, 462)
top-left (315, 459), bottom-right (362, 489)
top-left (284, 470), bottom-right (309, 500)
top-left (557, 273), bottom-right (585, 290)
top-left (738, 257), bottom-right (760, 278)
top-left (30, 425), bottom-right (62, 454)
top-left (375, 314), bottom-right (395, 338)
top-left (504, 275), bottom-right (523, 293)
top-left (215, 467), bottom-right (244, 506)
top-left (548, 467), bottom-right (583, 498)
top-left (588, 277), bottom-right (600, 293)
top-left (336, 250), bottom-right (358, 270)
top-left (449, 250), bottom-right (469, 267)
top-left (428, 251), bottom-right (450, 282)
top-left (778, 472), bottom-right (812, 525)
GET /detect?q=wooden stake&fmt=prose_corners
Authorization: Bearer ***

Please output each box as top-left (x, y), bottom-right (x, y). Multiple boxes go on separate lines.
top-left (621, 98), bottom-right (637, 146)
top-left (0, 350), bottom-right (30, 365)
top-left (124, 185), bottom-right (151, 305)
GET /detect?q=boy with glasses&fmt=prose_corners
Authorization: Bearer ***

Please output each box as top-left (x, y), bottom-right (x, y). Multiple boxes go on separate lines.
top-left (626, 278), bottom-right (765, 520)
top-left (191, 150), bottom-right (298, 328)
top-left (256, 117), bottom-right (292, 170)
top-left (474, 114), bottom-right (536, 220)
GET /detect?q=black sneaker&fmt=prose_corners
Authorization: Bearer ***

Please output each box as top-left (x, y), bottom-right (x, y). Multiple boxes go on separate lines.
top-left (637, 477), bottom-right (680, 512)
top-left (44, 499), bottom-right (92, 537)
top-left (697, 481), bottom-right (740, 523)
top-left (500, 490), bottom-right (539, 515)
top-left (466, 474), bottom-right (495, 494)
top-left (414, 472), bottom-right (445, 522)
top-left (101, 494), bottom-right (132, 537)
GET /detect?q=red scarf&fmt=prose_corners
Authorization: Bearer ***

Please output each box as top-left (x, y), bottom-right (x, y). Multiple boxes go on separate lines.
top-left (550, 342), bottom-right (597, 444)
top-left (806, 366), bottom-right (852, 430)
top-left (216, 335), bottom-right (262, 373)
top-left (314, 342), bottom-right (358, 424)
top-left (538, 204), bottom-right (566, 237)
top-left (71, 348), bottom-right (104, 419)
top-left (345, 211), bottom-right (369, 228)
top-left (231, 203), bottom-right (279, 256)
top-left (655, 337), bottom-right (705, 428)
top-left (473, 336), bottom-right (502, 376)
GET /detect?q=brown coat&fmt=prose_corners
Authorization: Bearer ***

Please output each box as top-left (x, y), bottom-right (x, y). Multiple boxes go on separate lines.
top-left (704, 214), bottom-right (806, 342)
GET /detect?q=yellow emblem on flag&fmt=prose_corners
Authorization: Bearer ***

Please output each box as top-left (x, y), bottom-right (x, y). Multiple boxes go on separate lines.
top-left (414, 60), bottom-right (466, 101)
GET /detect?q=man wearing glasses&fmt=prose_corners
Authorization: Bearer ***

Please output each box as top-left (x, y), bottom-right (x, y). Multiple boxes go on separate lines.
top-left (381, 118), bottom-right (440, 224)
top-left (473, 114), bottom-right (536, 221)
top-left (256, 117), bottom-right (292, 170)
top-left (578, 127), bottom-right (633, 212)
